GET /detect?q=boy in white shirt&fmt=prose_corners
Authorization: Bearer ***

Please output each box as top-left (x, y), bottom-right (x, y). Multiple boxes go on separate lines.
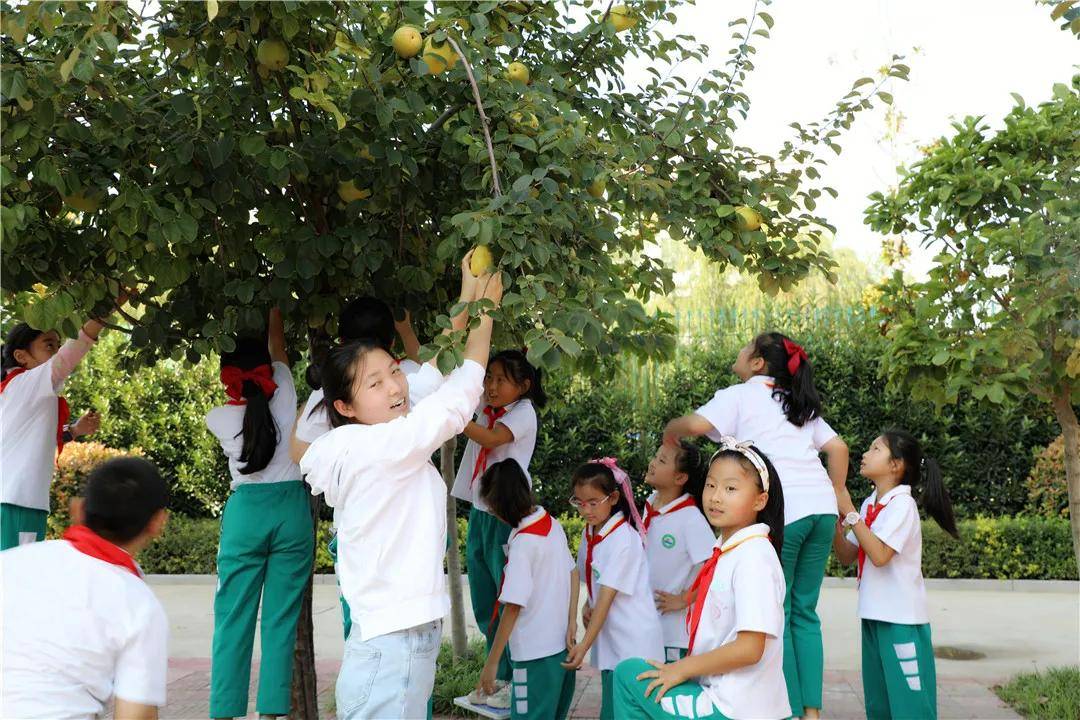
top-left (2, 457), bottom-right (170, 719)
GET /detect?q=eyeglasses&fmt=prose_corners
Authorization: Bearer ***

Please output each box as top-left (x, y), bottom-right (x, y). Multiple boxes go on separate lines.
top-left (568, 493), bottom-right (614, 510)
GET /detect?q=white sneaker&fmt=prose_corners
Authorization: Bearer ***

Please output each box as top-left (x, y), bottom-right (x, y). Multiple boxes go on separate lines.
top-left (465, 687), bottom-right (488, 704)
top-left (485, 683), bottom-right (512, 710)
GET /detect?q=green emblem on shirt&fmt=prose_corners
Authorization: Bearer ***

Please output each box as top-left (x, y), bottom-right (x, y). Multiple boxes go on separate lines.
top-left (661, 533), bottom-right (677, 549)
top-left (592, 567), bottom-right (600, 581)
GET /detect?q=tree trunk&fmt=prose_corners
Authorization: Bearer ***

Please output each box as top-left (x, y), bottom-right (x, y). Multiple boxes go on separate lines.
top-left (290, 493), bottom-right (321, 719)
top-left (441, 437), bottom-right (469, 659)
top-left (1051, 393), bottom-right (1080, 578)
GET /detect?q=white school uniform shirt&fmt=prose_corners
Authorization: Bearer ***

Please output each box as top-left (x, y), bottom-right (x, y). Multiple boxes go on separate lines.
top-left (450, 398), bottom-right (537, 512)
top-left (845, 484), bottom-right (929, 624)
top-left (299, 360), bottom-right (484, 641)
top-left (695, 375), bottom-right (839, 524)
top-left (205, 361), bottom-right (302, 489)
top-left (294, 358), bottom-right (423, 444)
top-left (1, 540), bottom-right (169, 717)
top-left (0, 333), bottom-right (95, 511)
top-left (643, 492), bottom-right (716, 651)
top-left (497, 507), bottom-right (575, 662)
top-left (576, 512), bottom-right (664, 671)
top-left (691, 523), bottom-right (790, 720)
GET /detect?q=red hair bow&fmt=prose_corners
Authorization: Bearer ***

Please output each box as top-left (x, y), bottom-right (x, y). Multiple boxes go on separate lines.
top-left (782, 338), bottom-right (807, 376)
top-left (220, 365), bottom-right (277, 405)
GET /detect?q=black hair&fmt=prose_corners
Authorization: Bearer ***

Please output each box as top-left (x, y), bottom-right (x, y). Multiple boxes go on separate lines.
top-left (672, 440), bottom-right (706, 509)
top-left (707, 445), bottom-right (785, 556)
top-left (2, 322), bottom-right (46, 379)
top-left (750, 331), bottom-right (823, 427)
top-left (488, 349), bottom-right (547, 409)
top-left (479, 458), bottom-right (535, 527)
top-left (220, 336), bottom-right (278, 475)
top-left (339, 296), bottom-right (395, 349)
top-left (82, 457), bottom-right (169, 544)
top-left (320, 338), bottom-right (386, 429)
top-left (880, 429), bottom-right (958, 537)
top-left (571, 461), bottom-right (641, 532)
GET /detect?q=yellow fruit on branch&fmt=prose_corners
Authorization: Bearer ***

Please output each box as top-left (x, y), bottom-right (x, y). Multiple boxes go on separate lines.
top-left (470, 245), bottom-right (494, 276)
top-left (505, 61), bottom-right (530, 84)
top-left (422, 36), bottom-right (459, 75)
top-left (734, 205), bottom-right (762, 231)
top-left (587, 178), bottom-right (607, 198)
top-left (608, 5), bottom-right (637, 32)
top-left (509, 110), bottom-right (540, 134)
top-left (256, 39), bottom-right (289, 71)
top-left (337, 180), bottom-right (371, 203)
top-left (391, 26), bottom-right (423, 59)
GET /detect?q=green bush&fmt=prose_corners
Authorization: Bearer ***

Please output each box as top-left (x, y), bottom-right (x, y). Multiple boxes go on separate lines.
top-left (995, 666), bottom-right (1080, 720)
top-left (1025, 434), bottom-right (1072, 518)
top-left (47, 441), bottom-right (140, 537)
top-left (432, 639), bottom-right (489, 717)
top-left (826, 515), bottom-right (1077, 580)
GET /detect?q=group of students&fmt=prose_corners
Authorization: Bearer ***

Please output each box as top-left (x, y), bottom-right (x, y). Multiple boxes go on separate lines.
top-left (0, 249), bottom-right (960, 720)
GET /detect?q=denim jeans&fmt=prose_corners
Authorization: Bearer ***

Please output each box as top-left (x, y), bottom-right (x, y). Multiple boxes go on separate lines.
top-left (336, 619), bottom-right (442, 719)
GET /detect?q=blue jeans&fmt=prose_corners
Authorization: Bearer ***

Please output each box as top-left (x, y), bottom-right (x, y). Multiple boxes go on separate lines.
top-left (336, 619), bottom-right (442, 719)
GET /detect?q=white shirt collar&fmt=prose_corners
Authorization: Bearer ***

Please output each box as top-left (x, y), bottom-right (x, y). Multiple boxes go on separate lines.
top-left (746, 375), bottom-right (775, 386)
top-left (512, 506), bottom-right (547, 537)
top-left (872, 484), bottom-right (912, 505)
top-left (649, 492), bottom-right (693, 514)
top-left (595, 511), bottom-right (625, 536)
top-left (717, 522), bottom-right (771, 552)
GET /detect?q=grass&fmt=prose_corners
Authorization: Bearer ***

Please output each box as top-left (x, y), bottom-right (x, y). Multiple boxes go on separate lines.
top-left (432, 639), bottom-right (489, 717)
top-left (995, 666), bottom-right (1080, 720)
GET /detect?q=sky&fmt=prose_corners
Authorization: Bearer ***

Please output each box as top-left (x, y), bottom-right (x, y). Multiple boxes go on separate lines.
top-left (623, 0), bottom-right (1077, 278)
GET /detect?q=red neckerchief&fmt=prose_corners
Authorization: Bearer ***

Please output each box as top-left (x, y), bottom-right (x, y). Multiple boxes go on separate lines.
top-left (585, 516), bottom-right (627, 601)
top-left (1, 367), bottom-right (71, 461)
top-left (685, 533), bottom-right (769, 654)
top-left (63, 524), bottom-right (141, 578)
top-left (642, 494), bottom-right (698, 534)
top-left (857, 500), bottom-right (888, 581)
top-left (219, 364), bottom-right (277, 406)
top-left (470, 405), bottom-right (507, 485)
top-left (489, 509), bottom-right (553, 627)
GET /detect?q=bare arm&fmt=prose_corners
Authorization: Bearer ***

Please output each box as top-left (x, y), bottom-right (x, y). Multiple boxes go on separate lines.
top-left (462, 272), bottom-right (502, 369)
top-left (833, 520), bottom-right (859, 565)
top-left (477, 603), bottom-right (521, 695)
top-left (836, 491), bottom-right (896, 567)
top-left (268, 307), bottom-right (288, 366)
top-left (637, 632), bottom-right (767, 702)
top-left (567, 567), bottom-right (581, 648)
top-left (114, 698), bottom-right (158, 720)
top-left (394, 310), bottom-right (422, 363)
top-left (562, 585), bottom-right (617, 669)
top-left (462, 421), bottom-right (514, 449)
top-left (662, 413), bottom-right (716, 446)
top-left (822, 436), bottom-right (850, 493)
top-left (427, 252), bottom-right (481, 369)
top-left (289, 405), bottom-right (309, 465)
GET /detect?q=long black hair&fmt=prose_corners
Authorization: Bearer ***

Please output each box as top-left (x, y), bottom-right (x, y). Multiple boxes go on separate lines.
top-left (489, 349), bottom-right (547, 409)
top-left (1, 322), bottom-right (45, 379)
top-left (751, 331), bottom-right (822, 427)
top-left (880, 429), bottom-right (958, 537)
top-left (479, 459), bottom-right (535, 527)
top-left (673, 440), bottom-right (706, 510)
top-left (572, 461), bottom-right (640, 532)
top-left (320, 338), bottom-right (385, 429)
top-left (707, 444), bottom-right (785, 556)
top-left (220, 337), bottom-right (278, 475)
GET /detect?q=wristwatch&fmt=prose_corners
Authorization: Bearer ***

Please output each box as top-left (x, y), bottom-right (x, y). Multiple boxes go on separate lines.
top-left (842, 511), bottom-right (861, 528)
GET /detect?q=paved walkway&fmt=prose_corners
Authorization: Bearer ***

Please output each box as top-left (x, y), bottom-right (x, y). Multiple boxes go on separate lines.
top-left (149, 576), bottom-right (1077, 719)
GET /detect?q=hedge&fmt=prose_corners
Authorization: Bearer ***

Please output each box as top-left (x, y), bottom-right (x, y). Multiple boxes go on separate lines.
top-left (126, 513), bottom-right (1076, 580)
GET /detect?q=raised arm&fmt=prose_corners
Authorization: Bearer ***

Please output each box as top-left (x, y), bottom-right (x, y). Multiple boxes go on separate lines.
top-left (822, 435), bottom-right (850, 493)
top-left (50, 294), bottom-right (123, 387)
top-left (268, 307), bottom-right (288, 366)
top-left (394, 309), bottom-right (422, 364)
top-left (662, 413), bottom-right (716, 446)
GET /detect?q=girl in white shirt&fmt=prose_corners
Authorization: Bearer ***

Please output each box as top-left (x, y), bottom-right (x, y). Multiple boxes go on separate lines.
top-left (640, 441), bottom-right (717, 662)
top-left (299, 255), bottom-right (502, 720)
top-left (834, 430), bottom-right (958, 720)
top-left (206, 308), bottom-right (313, 720)
top-left (664, 332), bottom-right (849, 720)
top-left (613, 437), bottom-right (791, 720)
top-left (474, 458), bottom-right (578, 720)
top-left (562, 458), bottom-right (664, 720)
top-left (452, 348), bottom-right (546, 698)
top-left (1, 303), bottom-right (120, 550)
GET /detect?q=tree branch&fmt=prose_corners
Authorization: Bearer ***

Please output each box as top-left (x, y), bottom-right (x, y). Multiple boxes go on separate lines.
top-left (428, 102), bottom-right (467, 135)
top-left (445, 36), bottom-right (501, 197)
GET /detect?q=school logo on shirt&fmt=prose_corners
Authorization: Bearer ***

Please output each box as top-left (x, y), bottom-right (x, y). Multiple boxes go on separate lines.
top-left (661, 533), bottom-right (677, 549)
top-left (592, 568), bottom-right (600, 582)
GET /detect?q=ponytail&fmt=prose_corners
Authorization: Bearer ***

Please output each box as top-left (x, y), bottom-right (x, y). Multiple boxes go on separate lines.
top-left (220, 337), bottom-right (279, 475)
top-left (881, 429), bottom-right (958, 538)
top-left (673, 440), bottom-right (706, 510)
top-left (2, 323), bottom-right (45, 379)
top-left (751, 332), bottom-right (822, 427)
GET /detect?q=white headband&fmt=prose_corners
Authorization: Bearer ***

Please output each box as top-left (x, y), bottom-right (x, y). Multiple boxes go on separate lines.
top-left (711, 436), bottom-right (770, 492)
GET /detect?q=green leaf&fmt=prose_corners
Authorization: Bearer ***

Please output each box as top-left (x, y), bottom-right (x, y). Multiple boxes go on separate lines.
top-left (59, 47), bottom-right (82, 83)
top-left (931, 350), bottom-right (950, 366)
top-left (239, 135), bottom-right (266, 157)
top-left (171, 94), bottom-right (196, 115)
top-left (955, 190), bottom-right (982, 207)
